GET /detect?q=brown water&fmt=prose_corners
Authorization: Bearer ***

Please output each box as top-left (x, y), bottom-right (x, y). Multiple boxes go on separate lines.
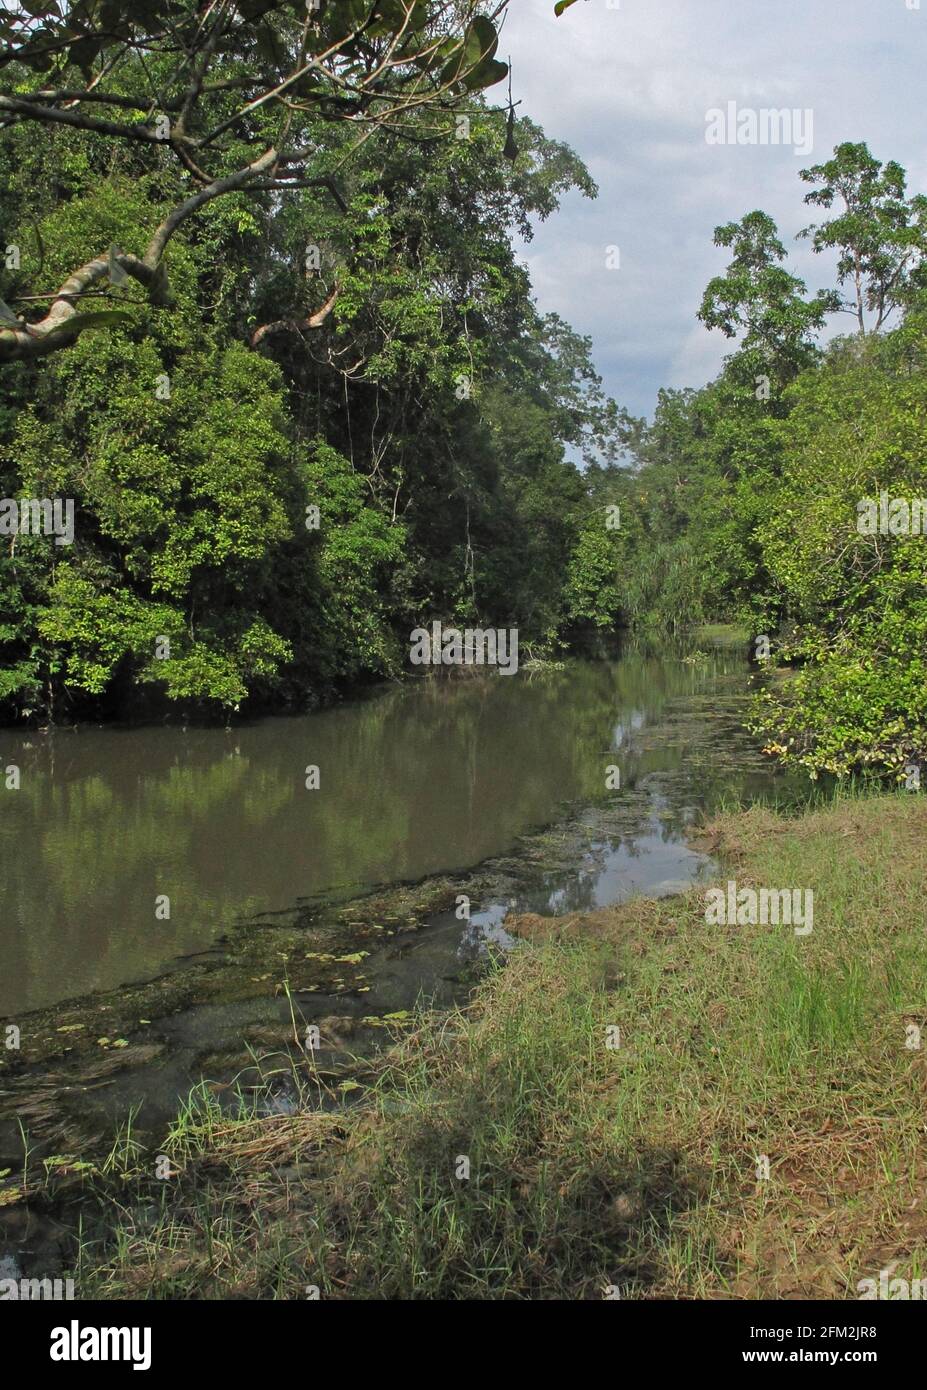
top-left (0, 650), bottom-right (801, 1017)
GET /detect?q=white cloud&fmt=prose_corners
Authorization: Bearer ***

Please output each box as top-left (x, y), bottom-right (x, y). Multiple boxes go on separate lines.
top-left (504, 0), bottom-right (927, 418)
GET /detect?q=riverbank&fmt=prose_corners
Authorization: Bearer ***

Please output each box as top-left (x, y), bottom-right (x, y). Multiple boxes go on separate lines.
top-left (59, 790), bottom-right (927, 1299)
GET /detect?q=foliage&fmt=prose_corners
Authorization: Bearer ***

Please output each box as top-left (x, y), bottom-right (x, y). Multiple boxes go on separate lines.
top-left (0, 0), bottom-right (512, 360)
top-left (750, 316), bottom-right (927, 776)
top-left (0, 25), bottom-right (621, 719)
top-left (613, 144), bottom-right (927, 775)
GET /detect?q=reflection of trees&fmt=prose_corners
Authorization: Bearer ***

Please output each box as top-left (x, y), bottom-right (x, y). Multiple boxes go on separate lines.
top-left (539, 873), bottom-right (602, 915)
top-left (0, 648), bottom-right (776, 1014)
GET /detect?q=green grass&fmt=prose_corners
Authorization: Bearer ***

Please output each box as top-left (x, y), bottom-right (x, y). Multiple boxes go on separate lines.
top-left (690, 622), bottom-right (751, 649)
top-left (70, 791), bottom-right (927, 1299)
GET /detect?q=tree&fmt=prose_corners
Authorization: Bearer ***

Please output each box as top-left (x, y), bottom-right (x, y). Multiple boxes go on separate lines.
top-left (750, 315), bottom-right (927, 776)
top-left (799, 141), bottom-right (927, 335)
top-left (0, 0), bottom-right (510, 361)
top-left (698, 210), bottom-right (837, 390)
top-left (0, 39), bottom-right (615, 719)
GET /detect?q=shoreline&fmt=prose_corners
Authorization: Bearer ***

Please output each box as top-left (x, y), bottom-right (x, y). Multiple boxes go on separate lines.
top-left (7, 787), bottom-right (924, 1299)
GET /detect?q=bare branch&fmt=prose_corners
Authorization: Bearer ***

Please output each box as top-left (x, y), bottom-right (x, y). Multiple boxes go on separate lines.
top-left (250, 285), bottom-right (341, 348)
top-left (0, 93), bottom-right (177, 144)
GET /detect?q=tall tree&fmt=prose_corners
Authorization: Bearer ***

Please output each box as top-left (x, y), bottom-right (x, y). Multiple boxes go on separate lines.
top-left (799, 141), bottom-right (927, 335)
top-left (698, 210), bottom-right (836, 390)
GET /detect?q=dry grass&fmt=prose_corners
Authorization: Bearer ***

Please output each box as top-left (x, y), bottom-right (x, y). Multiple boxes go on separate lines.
top-left (72, 791), bottom-right (927, 1299)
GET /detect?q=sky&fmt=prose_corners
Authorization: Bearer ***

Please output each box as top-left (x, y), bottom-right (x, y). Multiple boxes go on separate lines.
top-left (501, 0), bottom-right (927, 421)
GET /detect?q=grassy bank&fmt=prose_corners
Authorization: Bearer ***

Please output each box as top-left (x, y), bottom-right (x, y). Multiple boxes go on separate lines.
top-left (73, 792), bottom-right (927, 1299)
top-left (690, 622), bottom-right (751, 650)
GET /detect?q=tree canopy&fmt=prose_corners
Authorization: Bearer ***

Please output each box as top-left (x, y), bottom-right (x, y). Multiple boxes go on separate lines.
top-left (0, 1), bottom-right (510, 359)
top-left (1, 3), bottom-right (626, 720)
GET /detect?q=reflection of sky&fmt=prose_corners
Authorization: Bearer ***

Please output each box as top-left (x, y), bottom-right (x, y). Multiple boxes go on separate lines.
top-left (456, 771), bottom-right (713, 961)
top-left (611, 710), bottom-right (645, 748)
top-left (462, 903), bottom-right (517, 956)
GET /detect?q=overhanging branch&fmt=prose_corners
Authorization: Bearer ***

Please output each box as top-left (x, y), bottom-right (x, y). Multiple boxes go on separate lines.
top-left (250, 286), bottom-right (340, 348)
top-left (0, 148), bottom-right (279, 362)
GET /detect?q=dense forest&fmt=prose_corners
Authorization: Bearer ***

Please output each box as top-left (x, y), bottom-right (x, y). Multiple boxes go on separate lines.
top-left (1, 0), bottom-right (629, 725)
top-left (2, 1), bottom-right (927, 783)
top-left (608, 147), bottom-right (927, 779)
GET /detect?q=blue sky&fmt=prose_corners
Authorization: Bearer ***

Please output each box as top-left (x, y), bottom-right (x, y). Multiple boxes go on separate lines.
top-left (502, 0), bottom-right (927, 420)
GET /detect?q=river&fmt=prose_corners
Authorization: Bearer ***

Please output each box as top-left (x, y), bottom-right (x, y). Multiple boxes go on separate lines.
top-left (0, 647), bottom-right (803, 1018)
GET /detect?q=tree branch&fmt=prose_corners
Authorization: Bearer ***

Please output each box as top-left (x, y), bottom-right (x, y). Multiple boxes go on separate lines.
top-left (250, 286), bottom-right (340, 348)
top-left (0, 148), bottom-right (280, 361)
top-left (0, 93), bottom-right (176, 144)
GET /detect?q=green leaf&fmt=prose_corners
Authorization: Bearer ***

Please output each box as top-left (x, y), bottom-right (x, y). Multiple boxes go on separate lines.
top-left (467, 15), bottom-right (499, 63)
top-left (464, 56), bottom-right (508, 93)
top-left (441, 16), bottom-right (499, 88)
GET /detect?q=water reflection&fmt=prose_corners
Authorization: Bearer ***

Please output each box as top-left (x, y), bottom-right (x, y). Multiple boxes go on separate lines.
top-left (0, 651), bottom-right (803, 1013)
